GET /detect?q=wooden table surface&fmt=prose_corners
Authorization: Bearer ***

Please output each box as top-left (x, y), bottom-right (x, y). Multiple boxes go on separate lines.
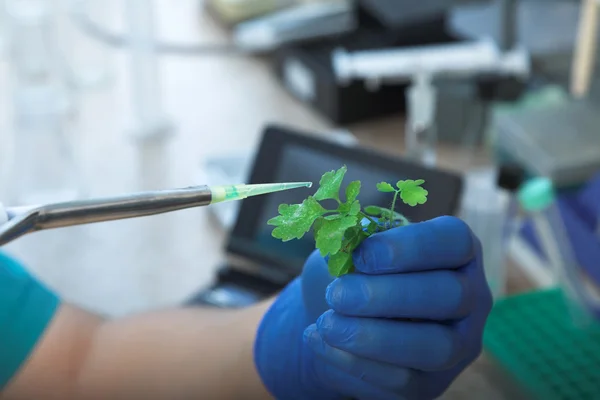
top-left (0, 1), bottom-right (534, 397)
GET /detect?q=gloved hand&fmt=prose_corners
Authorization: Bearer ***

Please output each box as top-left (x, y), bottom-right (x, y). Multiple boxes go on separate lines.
top-left (254, 216), bottom-right (493, 400)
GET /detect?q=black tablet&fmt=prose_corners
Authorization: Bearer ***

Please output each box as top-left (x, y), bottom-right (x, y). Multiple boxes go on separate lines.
top-left (227, 125), bottom-right (464, 276)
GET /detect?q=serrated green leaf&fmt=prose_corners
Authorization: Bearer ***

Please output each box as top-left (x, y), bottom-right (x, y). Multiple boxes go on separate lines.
top-left (364, 205), bottom-right (384, 216)
top-left (343, 225), bottom-right (367, 251)
top-left (314, 166), bottom-right (347, 202)
top-left (339, 200), bottom-right (361, 215)
top-left (397, 179), bottom-right (429, 206)
top-left (376, 182), bottom-right (395, 193)
top-left (316, 215), bottom-right (358, 256)
top-left (328, 251), bottom-right (354, 277)
top-left (348, 200), bottom-right (361, 216)
top-left (268, 196), bottom-right (326, 241)
top-left (345, 181), bottom-right (361, 203)
top-left (313, 217), bottom-right (325, 242)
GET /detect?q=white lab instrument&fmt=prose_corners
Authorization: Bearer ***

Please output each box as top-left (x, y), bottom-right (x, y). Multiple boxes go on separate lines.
top-left (332, 38), bottom-right (530, 167)
top-left (5, 0), bottom-right (83, 205)
top-left (518, 178), bottom-right (600, 328)
top-left (232, 0), bottom-right (355, 53)
top-left (332, 38), bottom-right (530, 85)
top-left (125, 0), bottom-right (172, 140)
top-left (405, 73), bottom-right (437, 167)
top-left (570, 0), bottom-right (600, 98)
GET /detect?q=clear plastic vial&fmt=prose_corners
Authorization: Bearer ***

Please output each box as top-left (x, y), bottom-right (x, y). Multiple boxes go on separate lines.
top-left (461, 169), bottom-right (509, 299)
top-left (518, 178), bottom-right (596, 328)
top-left (405, 73), bottom-right (437, 167)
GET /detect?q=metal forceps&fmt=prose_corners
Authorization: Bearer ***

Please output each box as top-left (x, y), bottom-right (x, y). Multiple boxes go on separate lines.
top-left (0, 182), bottom-right (312, 246)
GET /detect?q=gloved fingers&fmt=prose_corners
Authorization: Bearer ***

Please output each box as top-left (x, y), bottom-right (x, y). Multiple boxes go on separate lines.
top-left (316, 310), bottom-right (463, 371)
top-left (353, 216), bottom-right (476, 275)
top-left (325, 268), bottom-right (473, 320)
top-left (308, 343), bottom-right (405, 400)
top-left (305, 324), bottom-right (422, 394)
top-left (301, 250), bottom-right (336, 321)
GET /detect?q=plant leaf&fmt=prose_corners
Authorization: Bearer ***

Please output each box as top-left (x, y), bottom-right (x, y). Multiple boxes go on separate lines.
top-left (268, 196), bottom-right (326, 241)
top-left (349, 200), bottom-right (361, 216)
top-left (328, 251), bottom-right (354, 277)
top-left (313, 217), bottom-right (325, 242)
top-left (343, 225), bottom-right (367, 251)
top-left (376, 182), bottom-right (395, 193)
top-left (397, 179), bottom-right (429, 206)
top-left (314, 166), bottom-right (347, 201)
top-left (338, 200), bottom-right (361, 216)
top-left (364, 205), bottom-right (384, 216)
top-left (366, 221), bottom-right (378, 234)
top-left (316, 215), bottom-right (358, 256)
top-left (345, 181), bottom-right (361, 203)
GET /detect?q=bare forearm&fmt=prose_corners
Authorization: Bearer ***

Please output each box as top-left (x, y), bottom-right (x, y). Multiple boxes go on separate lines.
top-left (77, 302), bottom-right (273, 400)
top-left (2, 301), bottom-right (273, 400)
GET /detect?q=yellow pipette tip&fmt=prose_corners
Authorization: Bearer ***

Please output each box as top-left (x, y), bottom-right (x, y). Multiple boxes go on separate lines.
top-left (210, 182), bottom-right (313, 204)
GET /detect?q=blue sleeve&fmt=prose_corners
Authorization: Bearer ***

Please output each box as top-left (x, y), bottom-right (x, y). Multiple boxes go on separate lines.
top-left (0, 251), bottom-right (59, 389)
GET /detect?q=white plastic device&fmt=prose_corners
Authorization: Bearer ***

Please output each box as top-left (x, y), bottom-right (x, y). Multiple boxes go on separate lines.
top-left (332, 38), bottom-right (530, 85)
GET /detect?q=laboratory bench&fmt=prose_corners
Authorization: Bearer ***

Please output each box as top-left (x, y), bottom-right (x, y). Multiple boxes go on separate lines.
top-left (0, 1), bottom-right (538, 398)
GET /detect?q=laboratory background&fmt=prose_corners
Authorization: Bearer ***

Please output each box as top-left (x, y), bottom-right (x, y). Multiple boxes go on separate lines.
top-left (1, 0), bottom-right (600, 398)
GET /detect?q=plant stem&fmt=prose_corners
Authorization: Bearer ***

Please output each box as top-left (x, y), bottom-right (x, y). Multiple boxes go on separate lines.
top-left (389, 191), bottom-right (399, 229)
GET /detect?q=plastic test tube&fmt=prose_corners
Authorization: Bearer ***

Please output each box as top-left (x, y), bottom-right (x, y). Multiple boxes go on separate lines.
top-left (461, 170), bottom-right (509, 299)
top-left (518, 178), bottom-right (594, 327)
top-left (405, 73), bottom-right (437, 167)
top-left (496, 164), bottom-right (526, 247)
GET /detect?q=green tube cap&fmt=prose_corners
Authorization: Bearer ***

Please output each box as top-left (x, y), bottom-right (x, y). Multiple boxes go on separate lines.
top-left (518, 177), bottom-right (556, 212)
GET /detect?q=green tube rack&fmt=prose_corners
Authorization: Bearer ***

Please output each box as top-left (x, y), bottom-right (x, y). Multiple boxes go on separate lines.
top-left (483, 289), bottom-right (600, 400)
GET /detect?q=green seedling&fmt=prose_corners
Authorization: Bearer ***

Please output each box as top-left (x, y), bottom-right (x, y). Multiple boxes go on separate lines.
top-left (267, 165), bottom-right (429, 277)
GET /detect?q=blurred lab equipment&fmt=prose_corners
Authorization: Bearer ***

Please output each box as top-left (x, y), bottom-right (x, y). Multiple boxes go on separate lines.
top-left (272, 0), bottom-right (464, 125)
top-left (570, 0), bottom-right (599, 98)
top-left (0, 182), bottom-right (312, 246)
top-left (518, 178), bottom-right (600, 328)
top-left (125, 0), bottom-right (172, 140)
top-left (449, 0), bottom-right (600, 86)
top-left (461, 168), bottom-right (510, 299)
top-left (205, 0), bottom-right (296, 26)
top-left (58, 0), bottom-right (113, 89)
top-left (404, 73), bottom-right (437, 166)
top-left (232, 0), bottom-right (355, 53)
top-left (0, 0), bottom-right (7, 57)
top-left (332, 38), bottom-right (530, 165)
top-left (496, 164), bottom-right (525, 248)
top-left (4, 0), bottom-right (83, 206)
top-left (493, 96), bottom-right (600, 189)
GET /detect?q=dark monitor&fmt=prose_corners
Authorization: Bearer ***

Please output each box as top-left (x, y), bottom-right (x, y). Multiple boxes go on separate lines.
top-left (227, 125), bottom-right (464, 277)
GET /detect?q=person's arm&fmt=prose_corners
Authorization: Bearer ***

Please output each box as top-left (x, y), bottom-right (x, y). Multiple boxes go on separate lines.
top-left (2, 300), bottom-right (274, 400)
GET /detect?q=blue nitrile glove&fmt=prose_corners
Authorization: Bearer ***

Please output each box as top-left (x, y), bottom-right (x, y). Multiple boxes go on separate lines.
top-left (254, 216), bottom-right (493, 400)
